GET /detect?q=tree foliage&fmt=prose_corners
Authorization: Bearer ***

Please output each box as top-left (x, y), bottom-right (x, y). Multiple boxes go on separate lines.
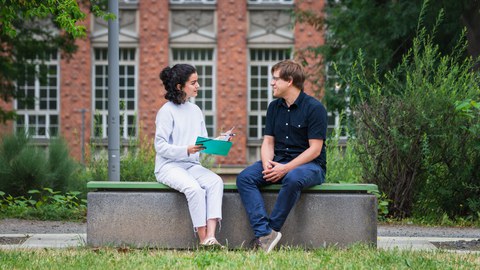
top-left (294, 0), bottom-right (480, 113)
top-left (0, 0), bottom-right (87, 39)
top-left (0, 0), bottom-right (109, 124)
top-left (293, 0), bottom-right (480, 218)
top-left (351, 26), bottom-right (480, 218)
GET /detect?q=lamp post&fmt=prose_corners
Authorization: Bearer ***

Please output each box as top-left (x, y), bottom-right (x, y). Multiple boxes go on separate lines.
top-left (108, 0), bottom-right (120, 181)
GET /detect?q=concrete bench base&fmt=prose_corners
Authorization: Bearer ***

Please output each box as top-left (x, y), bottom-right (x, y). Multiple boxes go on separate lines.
top-left (87, 189), bottom-right (377, 249)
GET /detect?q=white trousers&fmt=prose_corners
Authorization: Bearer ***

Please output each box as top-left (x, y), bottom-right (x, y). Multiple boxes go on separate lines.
top-left (155, 163), bottom-right (223, 228)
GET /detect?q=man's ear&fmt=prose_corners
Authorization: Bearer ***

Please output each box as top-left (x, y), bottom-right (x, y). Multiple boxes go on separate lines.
top-left (176, 84), bottom-right (182, 90)
top-left (287, 77), bottom-right (293, 86)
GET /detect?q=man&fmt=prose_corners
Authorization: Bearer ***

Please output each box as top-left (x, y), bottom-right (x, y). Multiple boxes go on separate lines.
top-left (236, 60), bottom-right (327, 253)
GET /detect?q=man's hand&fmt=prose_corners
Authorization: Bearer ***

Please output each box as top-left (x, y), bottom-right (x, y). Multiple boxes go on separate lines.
top-left (262, 160), bottom-right (288, 183)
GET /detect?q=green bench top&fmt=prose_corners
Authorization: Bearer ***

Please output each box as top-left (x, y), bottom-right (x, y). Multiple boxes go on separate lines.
top-left (87, 181), bottom-right (378, 193)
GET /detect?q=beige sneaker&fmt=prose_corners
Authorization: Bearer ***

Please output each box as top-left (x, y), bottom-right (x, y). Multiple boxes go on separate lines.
top-left (257, 230), bottom-right (282, 253)
top-left (200, 237), bottom-right (225, 250)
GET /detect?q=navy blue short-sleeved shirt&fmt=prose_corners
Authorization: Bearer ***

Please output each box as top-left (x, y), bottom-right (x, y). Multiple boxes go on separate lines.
top-left (264, 91), bottom-right (328, 172)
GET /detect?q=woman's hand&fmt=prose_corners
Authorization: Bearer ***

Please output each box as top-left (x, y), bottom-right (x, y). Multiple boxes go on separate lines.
top-left (215, 127), bottom-right (235, 141)
top-left (187, 144), bottom-right (205, 155)
top-left (215, 135), bottom-right (234, 141)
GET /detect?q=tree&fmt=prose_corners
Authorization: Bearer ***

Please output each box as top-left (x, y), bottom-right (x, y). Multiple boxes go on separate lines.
top-left (294, 0), bottom-right (480, 113)
top-left (351, 27), bottom-right (480, 218)
top-left (0, 0), bottom-right (107, 124)
top-left (294, 0), bottom-right (480, 218)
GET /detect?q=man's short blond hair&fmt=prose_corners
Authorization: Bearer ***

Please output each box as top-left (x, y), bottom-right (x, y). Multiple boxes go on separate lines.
top-left (271, 60), bottom-right (305, 91)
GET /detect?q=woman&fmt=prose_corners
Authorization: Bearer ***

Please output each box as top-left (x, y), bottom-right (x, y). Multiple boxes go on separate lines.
top-left (154, 64), bottom-right (223, 248)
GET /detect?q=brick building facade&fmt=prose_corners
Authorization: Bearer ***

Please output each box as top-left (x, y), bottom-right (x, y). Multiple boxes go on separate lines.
top-left (0, 0), bottom-right (325, 169)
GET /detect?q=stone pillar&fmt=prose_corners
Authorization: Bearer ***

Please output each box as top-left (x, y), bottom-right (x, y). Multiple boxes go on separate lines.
top-left (216, 0), bottom-right (248, 166)
top-left (60, 5), bottom-right (92, 161)
top-left (137, 0), bottom-right (170, 141)
top-left (295, 0), bottom-right (325, 99)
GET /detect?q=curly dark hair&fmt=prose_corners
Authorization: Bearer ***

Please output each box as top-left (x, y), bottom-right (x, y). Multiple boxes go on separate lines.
top-left (159, 64), bottom-right (197, 105)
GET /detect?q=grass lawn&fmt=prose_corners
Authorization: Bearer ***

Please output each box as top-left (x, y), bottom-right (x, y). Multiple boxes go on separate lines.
top-left (0, 245), bottom-right (478, 269)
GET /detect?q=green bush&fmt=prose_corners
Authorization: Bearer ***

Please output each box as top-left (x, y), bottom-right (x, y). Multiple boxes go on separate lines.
top-left (85, 149), bottom-right (108, 182)
top-left (46, 138), bottom-right (81, 192)
top-left (0, 134), bottom-right (80, 197)
top-left (120, 138), bottom-right (156, 182)
top-left (326, 126), bottom-right (362, 184)
top-left (326, 124), bottom-right (392, 220)
top-left (85, 137), bottom-right (156, 182)
top-left (349, 26), bottom-right (480, 218)
top-left (0, 188), bottom-right (87, 221)
top-left (85, 136), bottom-right (220, 182)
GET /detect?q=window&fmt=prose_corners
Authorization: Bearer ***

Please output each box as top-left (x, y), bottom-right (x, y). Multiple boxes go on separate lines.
top-left (248, 0), bottom-right (293, 4)
top-left (170, 0), bottom-right (216, 4)
top-left (325, 62), bottom-right (349, 140)
top-left (120, 0), bottom-right (139, 8)
top-left (15, 49), bottom-right (59, 138)
top-left (93, 48), bottom-right (137, 139)
top-left (171, 48), bottom-right (216, 136)
top-left (248, 48), bottom-right (291, 139)
top-left (247, 48), bottom-right (291, 162)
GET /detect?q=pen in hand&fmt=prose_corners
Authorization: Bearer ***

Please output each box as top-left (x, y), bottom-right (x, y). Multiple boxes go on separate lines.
top-left (219, 126), bottom-right (235, 141)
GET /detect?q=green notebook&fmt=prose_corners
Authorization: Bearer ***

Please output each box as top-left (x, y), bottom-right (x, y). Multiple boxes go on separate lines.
top-left (195, 136), bottom-right (233, 156)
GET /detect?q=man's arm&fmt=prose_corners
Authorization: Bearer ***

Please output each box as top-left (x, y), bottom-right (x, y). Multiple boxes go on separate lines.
top-left (260, 135), bottom-right (275, 171)
top-left (262, 138), bottom-right (323, 183)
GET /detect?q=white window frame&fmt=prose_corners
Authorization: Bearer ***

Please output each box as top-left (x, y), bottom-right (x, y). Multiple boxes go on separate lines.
top-left (325, 62), bottom-right (349, 140)
top-left (247, 0), bottom-right (294, 4)
top-left (247, 48), bottom-right (291, 162)
top-left (171, 47), bottom-right (216, 137)
top-left (170, 0), bottom-right (216, 4)
top-left (92, 47), bottom-right (138, 139)
top-left (247, 48), bottom-right (291, 139)
top-left (14, 50), bottom-right (60, 139)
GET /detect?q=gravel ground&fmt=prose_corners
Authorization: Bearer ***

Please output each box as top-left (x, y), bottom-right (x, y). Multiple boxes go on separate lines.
top-left (1, 219), bottom-right (479, 250)
top-left (0, 219), bottom-right (86, 234)
top-left (377, 224), bottom-right (480, 238)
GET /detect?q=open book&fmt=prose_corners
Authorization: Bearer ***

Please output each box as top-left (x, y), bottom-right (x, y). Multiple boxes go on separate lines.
top-left (195, 136), bottom-right (233, 156)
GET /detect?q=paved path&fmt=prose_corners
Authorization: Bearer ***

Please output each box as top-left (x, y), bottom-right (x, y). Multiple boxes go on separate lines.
top-left (1, 233), bottom-right (478, 252)
top-left (0, 220), bottom-right (479, 252)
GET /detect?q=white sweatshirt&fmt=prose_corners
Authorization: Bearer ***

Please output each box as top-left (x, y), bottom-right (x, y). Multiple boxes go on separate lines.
top-left (154, 101), bottom-right (208, 174)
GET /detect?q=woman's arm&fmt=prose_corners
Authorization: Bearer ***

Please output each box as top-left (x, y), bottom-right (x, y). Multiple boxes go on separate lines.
top-left (154, 109), bottom-right (189, 160)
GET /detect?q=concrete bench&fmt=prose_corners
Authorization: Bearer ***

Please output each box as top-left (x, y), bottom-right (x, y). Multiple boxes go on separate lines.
top-left (87, 181), bottom-right (378, 249)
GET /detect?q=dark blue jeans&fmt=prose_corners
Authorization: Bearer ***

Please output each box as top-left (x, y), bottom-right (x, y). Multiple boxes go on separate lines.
top-left (236, 160), bottom-right (325, 238)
